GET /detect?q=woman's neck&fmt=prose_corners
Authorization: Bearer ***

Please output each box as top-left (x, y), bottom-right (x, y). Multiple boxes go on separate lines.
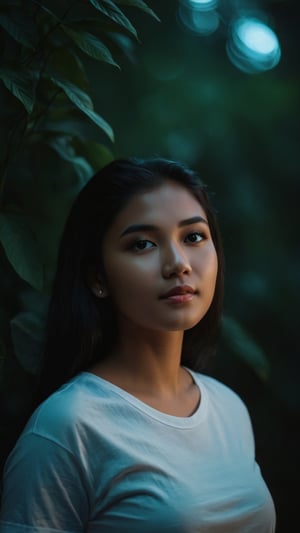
top-left (92, 326), bottom-right (185, 396)
top-left (89, 327), bottom-right (200, 418)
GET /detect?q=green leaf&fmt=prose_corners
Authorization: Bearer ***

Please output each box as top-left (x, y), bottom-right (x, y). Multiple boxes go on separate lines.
top-left (10, 311), bottom-right (45, 375)
top-left (88, 0), bottom-right (138, 39)
top-left (62, 27), bottom-right (119, 68)
top-left (73, 139), bottom-right (114, 170)
top-left (0, 213), bottom-right (44, 290)
top-left (114, 0), bottom-right (160, 22)
top-left (0, 9), bottom-right (37, 49)
top-left (46, 136), bottom-right (93, 182)
top-left (221, 315), bottom-right (270, 381)
top-left (0, 66), bottom-right (35, 113)
top-left (47, 48), bottom-right (89, 91)
top-left (50, 77), bottom-right (114, 141)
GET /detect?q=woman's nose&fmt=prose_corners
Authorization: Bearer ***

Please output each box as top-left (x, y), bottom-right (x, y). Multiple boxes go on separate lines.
top-left (162, 244), bottom-right (192, 278)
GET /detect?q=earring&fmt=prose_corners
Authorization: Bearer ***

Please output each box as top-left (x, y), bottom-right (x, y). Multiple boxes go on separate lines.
top-left (98, 288), bottom-right (103, 296)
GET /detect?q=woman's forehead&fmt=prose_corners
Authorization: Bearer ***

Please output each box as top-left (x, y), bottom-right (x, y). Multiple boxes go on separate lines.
top-left (105, 180), bottom-right (207, 235)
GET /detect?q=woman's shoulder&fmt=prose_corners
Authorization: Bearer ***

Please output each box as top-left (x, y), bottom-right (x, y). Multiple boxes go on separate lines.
top-left (190, 370), bottom-right (255, 448)
top-left (23, 372), bottom-right (102, 445)
top-left (189, 370), bottom-right (250, 415)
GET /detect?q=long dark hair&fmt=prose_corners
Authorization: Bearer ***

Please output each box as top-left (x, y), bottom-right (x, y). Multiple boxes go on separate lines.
top-left (35, 157), bottom-right (224, 404)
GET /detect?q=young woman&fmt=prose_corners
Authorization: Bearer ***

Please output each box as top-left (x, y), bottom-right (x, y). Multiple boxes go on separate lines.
top-left (0, 158), bottom-right (276, 532)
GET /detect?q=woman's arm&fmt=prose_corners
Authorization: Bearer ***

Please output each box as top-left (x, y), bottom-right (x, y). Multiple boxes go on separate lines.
top-left (0, 432), bottom-right (89, 532)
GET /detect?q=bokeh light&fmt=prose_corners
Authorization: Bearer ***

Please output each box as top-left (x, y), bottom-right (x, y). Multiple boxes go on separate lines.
top-left (178, 0), bottom-right (220, 36)
top-left (186, 0), bottom-right (218, 8)
top-left (227, 17), bottom-right (281, 73)
top-left (177, 1), bottom-right (282, 74)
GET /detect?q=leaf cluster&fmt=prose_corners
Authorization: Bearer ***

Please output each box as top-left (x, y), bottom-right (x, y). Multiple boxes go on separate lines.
top-left (0, 0), bottom-right (157, 443)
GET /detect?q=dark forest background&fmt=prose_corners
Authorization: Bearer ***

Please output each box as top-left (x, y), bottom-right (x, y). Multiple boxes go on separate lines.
top-left (0, 1), bottom-right (299, 531)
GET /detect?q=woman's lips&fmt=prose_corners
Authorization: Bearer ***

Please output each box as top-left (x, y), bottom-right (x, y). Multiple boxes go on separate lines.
top-left (160, 285), bottom-right (196, 303)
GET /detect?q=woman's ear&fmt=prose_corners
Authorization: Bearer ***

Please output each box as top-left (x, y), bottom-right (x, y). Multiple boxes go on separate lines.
top-left (87, 267), bottom-right (109, 298)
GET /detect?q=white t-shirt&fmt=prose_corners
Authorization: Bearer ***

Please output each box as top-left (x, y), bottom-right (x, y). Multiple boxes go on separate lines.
top-left (0, 370), bottom-right (276, 532)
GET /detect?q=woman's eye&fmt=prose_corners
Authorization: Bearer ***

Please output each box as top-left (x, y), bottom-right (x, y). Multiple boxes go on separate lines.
top-left (185, 232), bottom-right (204, 243)
top-left (131, 239), bottom-right (155, 251)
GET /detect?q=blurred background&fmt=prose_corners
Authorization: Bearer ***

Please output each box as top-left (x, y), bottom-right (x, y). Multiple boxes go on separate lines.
top-left (0, 1), bottom-right (299, 531)
top-left (92, 0), bottom-right (300, 533)
top-left (91, 1), bottom-right (300, 529)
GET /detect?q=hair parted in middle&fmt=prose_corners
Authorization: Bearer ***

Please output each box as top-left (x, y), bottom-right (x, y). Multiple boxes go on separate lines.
top-left (37, 157), bottom-right (224, 403)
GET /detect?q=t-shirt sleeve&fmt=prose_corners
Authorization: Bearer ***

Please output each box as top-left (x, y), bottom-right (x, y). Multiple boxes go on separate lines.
top-left (0, 432), bottom-right (89, 532)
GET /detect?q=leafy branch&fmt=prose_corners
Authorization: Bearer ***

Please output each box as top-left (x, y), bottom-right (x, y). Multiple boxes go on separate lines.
top-left (0, 0), bottom-right (158, 384)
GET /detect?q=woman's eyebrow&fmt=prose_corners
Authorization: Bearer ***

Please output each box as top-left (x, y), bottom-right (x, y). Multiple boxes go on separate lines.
top-left (120, 224), bottom-right (157, 238)
top-left (178, 216), bottom-right (208, 227)
top-left (120, 216), bottom-right (208, 238)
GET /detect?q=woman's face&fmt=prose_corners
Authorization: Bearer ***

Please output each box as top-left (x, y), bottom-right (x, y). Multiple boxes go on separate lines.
top-left (101, 180), bottom-right (218, 335)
